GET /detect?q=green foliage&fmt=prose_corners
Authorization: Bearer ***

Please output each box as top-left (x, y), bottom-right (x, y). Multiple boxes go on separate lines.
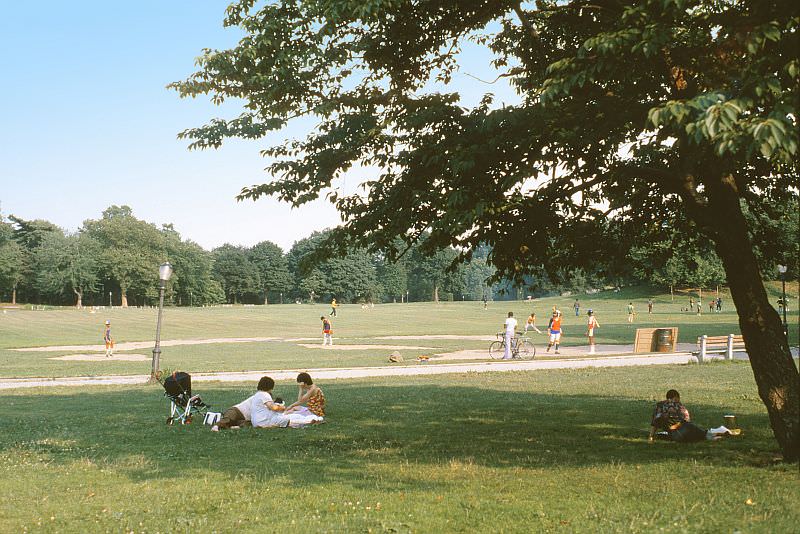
top-left (33, 232), bottom-right (101, 306)
top-left (82, 206), bottom-right (167, 306)
top-left (162, 227), bottom-right (223, 306)
top-left (0, 236), bottom-right (25, 301)
top-left (171, 0), bottom-right (798, 284)
top-left (211, 244), bottom-right (261, 304)
top-left (249, 240), bottom-right (292, 303)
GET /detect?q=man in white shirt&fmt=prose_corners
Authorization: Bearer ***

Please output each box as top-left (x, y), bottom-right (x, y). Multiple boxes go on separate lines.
top-left (504, 311), bottom-right (517, 360)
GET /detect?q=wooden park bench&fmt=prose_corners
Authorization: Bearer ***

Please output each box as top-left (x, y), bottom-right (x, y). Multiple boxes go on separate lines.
top-left (694, 334), bottom-right (745, 363)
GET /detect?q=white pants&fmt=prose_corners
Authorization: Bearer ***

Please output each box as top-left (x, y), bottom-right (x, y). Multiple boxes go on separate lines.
top-left (323, 333), bottom-right (333, 345)
top-left (504, 331), bottom-right (513, 359)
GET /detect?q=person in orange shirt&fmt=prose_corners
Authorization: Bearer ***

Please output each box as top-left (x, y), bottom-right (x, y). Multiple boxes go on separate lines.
top-left (546, 311), bottom-right (563, 354)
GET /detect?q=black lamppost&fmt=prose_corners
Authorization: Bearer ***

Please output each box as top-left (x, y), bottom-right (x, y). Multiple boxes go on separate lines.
top-left (109, 291), bottom-right (112, 308)
top-left (151, 262), bottom-right (173, 380)
top-left (777, 265), bottom-right (788, 339)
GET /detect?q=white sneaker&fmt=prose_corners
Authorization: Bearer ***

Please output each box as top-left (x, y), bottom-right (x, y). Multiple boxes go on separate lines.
top-left (211, 425), bottom-right (219, 432)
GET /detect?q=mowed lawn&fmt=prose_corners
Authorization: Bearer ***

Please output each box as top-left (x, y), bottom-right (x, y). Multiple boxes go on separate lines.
top-left (1, 363), bottom-right (797, 533)
top-left (0, 287), bottom-right (797, 379)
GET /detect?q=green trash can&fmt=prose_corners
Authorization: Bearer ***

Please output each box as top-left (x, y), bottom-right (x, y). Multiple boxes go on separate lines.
top-left (653, 328), bottom-right (673, 352)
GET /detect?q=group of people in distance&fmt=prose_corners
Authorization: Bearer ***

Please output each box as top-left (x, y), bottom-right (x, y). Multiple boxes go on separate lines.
top-left (211, 372), bottom-right (326, 431)
top-left (507, 306), bottom-right (600, 356)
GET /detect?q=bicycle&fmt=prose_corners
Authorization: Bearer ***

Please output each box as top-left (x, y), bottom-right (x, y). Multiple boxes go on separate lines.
top-left (489, 332), bottom-right (536, 360)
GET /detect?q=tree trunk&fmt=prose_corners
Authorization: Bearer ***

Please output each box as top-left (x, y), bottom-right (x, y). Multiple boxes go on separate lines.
top-left (11, 284), bottom-right (16, 305)
top-left (433, 284), bottom-right (439, 303)
top-left (74, 288), bottom-right (83, 308)
top-left (264, 287), bottom-right (269, 305)
top-left (685, 171), bottom-right (799, 461)
top-left (121, 292), bottom-right (128, 308)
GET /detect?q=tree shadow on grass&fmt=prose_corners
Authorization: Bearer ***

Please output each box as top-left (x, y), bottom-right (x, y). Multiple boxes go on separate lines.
top-left (0, 377), bottom-right (780, 493)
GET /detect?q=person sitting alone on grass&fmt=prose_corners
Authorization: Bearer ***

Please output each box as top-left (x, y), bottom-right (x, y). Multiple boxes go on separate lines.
top-left (648, 389), bottom-right (727, 443)
top-left (284, 372), bottom-right (325, 425)
top-left (250, 376), bottom-right (291, 428)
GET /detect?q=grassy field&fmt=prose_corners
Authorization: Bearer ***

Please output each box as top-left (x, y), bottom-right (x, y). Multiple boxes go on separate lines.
top-left (0, 287), bottom-right (797, 379)
top-left (1, 363), bottom-right (797, 533)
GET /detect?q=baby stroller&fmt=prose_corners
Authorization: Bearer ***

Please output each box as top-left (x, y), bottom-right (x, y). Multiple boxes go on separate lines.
top-left (160, 371), bottom-right (211, 425)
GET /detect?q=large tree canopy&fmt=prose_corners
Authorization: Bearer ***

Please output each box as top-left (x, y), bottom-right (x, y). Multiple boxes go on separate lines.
top-left (172, 0), bottom-right (799, 459)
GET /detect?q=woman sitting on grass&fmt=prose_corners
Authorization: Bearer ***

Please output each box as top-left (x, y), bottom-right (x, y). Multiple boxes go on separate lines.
top-left (251, 376), bottom-right (291, 428)
top-left (284, 372), bottom-right (325, 424)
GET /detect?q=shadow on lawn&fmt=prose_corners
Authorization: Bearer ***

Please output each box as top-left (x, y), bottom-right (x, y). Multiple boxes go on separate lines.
top-left (0, 382), bottom-right (776, 487)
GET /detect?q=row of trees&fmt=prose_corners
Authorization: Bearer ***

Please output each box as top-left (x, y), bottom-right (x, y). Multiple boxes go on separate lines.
top-left (0, 205), bottom-right (496, 306)
top-left (6, 203), bottom-right (791, 308)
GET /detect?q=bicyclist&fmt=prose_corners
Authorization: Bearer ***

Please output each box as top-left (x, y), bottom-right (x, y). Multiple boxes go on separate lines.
top-left (546, 310), bottom-right (563, 354)
top-left (503, 311), bottom-right (517, 360)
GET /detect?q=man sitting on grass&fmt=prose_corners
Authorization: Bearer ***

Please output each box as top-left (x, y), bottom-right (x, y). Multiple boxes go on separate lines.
top-left (648, 389), bottom-right (708, 443)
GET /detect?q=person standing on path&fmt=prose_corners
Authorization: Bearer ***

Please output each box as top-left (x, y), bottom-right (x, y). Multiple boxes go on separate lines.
top-left (503, 312), bottom-right (517, 360)
top-left (321, 316), bottom-right (333, 346)
top-left (573, 299), bottom-right (580, 316)
top-left (546, 310), bottom-right (564, 354)
top-left (103, 320), bottom-right (114, 357)
top-left (482, 294), bottom-right (488, 310)
top-left (626, 302), bottom-right (635, 323)
top-left (586, 310), bottom-right (600, 354)
top-left (647, 299), bottom-right (653, 314)
top-left (329, 298), bottom-right (338, 317)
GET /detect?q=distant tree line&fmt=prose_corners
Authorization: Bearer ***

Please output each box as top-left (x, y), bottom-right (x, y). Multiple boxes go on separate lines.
top-left (0, 204), bottom-right (794, 307)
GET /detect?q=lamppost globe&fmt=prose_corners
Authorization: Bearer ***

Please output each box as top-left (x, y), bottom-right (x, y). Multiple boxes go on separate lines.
top-left (777, 265), bottom-right (787, 275)
top-left (159, 262), bottom-right (174, 286)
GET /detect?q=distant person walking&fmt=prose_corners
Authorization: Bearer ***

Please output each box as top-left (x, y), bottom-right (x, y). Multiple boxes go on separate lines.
top-left (503, 312), bottom-right (517, 360)
top-left (103, 320), bottom-right (114, 357)
top-left (689, 297), bottom-right (694, 313)
top-left (647, 299), bottom-right (653, 314)
top-left (716, 297), bottom-right (722, 312)
top-left (482, 294), bottom-right (488, 310)
top-left (586, 310), bottom-right (600, 354)
top-left (321, 316), bottom-right (333, 346)
top-left (573, 299), bottom-right (580, 316)
top-left (329, 298), bottom-right (338, 317)
top-left (626, 303), bottom-right (635, 323)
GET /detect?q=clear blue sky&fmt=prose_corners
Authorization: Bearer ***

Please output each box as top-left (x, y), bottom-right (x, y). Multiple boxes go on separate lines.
top-left (0, 1), bottom-right (519, 252)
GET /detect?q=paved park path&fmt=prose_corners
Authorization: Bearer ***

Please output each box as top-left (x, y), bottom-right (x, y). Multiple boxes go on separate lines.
top-left (0, 351), bottom-right (705, 390)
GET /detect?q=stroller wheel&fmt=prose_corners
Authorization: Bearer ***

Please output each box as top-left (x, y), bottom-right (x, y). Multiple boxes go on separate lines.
top-left (166, 417), bottom-right (174, 425)
top-left (184, 416), bottom-right (192, 425)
